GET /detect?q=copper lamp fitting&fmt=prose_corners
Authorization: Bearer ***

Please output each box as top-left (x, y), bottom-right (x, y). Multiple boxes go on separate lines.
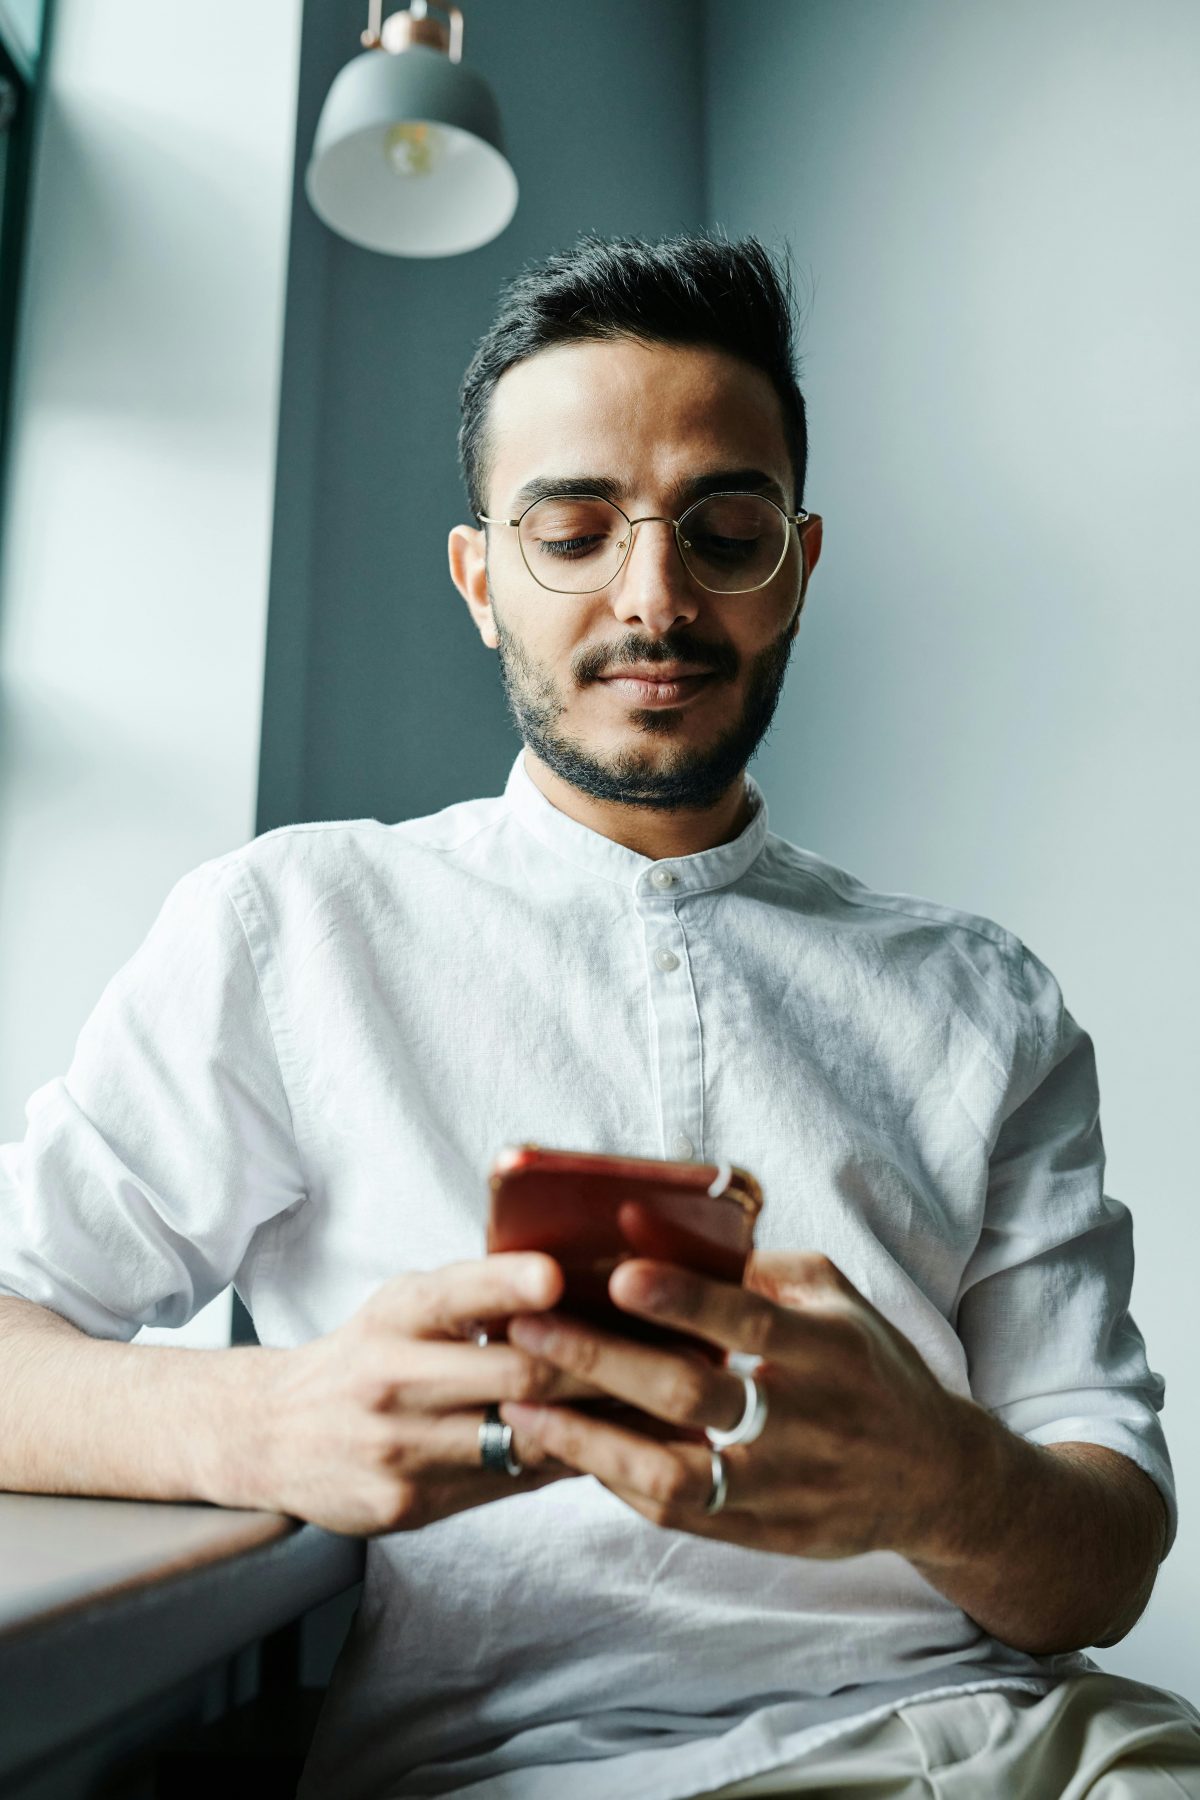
top-left (361, 0), bottom-right (465, 64)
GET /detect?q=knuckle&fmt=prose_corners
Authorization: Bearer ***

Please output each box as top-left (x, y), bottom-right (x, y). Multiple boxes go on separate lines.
top-left (777, 1251), bottom-right (843, 1301)
top-left (362, 1418), bottom-right (404, 1471)
top-left (561, 1332), bottom-right (600, 1380)
top-left (654, 1455), bottom-right (694, 1508)
top-left (356, 1371), bottom-right (398, 1415)
top-left (806, 1252), bottom-right (839, 1281)
top-left (660, 1277), bottom-right (703, 1324)
top-left (354, 1285), bottom-right (389, 1326)
top-left (661, 1362), bottom-right (709, 1425)
top-left (552, 1416), bottom-right (587, 1464)
top-left (380, 1478), bottom-right (423, 1532)
top-left (403, 1271), bottom-right (436, 1323)
top-left (511, 1431), bottom-right (546, 1470)
top-left (642, 1497), bottom-right (676, 1529)
top-left (509, 1355), bottom-right (553, 1403)
top-left (741, 1304), bottom-right (782, 1359)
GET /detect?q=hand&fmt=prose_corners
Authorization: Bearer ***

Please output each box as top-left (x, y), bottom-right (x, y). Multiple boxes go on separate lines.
top-left (249, 1253), bottom-right (595, 1536)
top-left (500, 1250), bottom-right (973, 1560)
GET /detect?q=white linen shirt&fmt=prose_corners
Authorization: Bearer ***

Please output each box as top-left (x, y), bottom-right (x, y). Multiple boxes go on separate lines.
top-left (0, 747), bottom-right (1176, 1800)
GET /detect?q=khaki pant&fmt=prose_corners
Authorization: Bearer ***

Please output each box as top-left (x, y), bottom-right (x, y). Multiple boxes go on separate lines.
top-left (691, 1674), bottom-right (1200, 1798)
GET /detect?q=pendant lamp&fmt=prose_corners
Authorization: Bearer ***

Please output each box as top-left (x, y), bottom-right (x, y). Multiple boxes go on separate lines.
top-left (305, 0), bottom-right (518, 257)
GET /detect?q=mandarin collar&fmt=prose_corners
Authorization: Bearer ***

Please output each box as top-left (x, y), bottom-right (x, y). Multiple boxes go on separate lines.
top-left (503, 748), bottom-right (769, 898)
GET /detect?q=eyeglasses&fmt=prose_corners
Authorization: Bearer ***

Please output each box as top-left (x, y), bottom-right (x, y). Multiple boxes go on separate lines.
top-left (477, 491), bottom-right (811, 595)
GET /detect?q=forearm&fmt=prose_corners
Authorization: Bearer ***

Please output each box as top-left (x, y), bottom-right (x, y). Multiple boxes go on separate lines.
top-left (907, 1393), bottom-right (1167, 1656)
top-left (0, 1296), bottom-right (284, 1510)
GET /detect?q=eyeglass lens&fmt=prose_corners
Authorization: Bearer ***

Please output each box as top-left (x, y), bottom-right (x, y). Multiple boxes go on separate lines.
top-left (517, 494), bottom-right (788, 594)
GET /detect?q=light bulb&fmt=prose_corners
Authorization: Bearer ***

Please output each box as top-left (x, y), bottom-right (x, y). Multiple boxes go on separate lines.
top-left (384, 121), bottom-right (444, 178)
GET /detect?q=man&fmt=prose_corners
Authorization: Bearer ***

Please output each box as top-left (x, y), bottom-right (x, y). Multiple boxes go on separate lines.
top-left (1, 231), bottom-right (1197, 1798)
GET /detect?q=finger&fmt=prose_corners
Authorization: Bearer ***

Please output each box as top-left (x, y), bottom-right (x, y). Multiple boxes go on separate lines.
top-left (506, 1310), bottom-right (749, 1434)
top-left (396, 1406), bottom-right (566, 1475)
top-left (381, 1340), bottom-right (613, 1410)
top-left (606, 1258), bottom-right (859, 1360)
top-left (377, 1254), bottom-right (565, 1340)
top-left (572, 1398), bottom-right (707, 1440)
top-left (741, 1254), bottom-right (906, 1368)
top-left (744, 1250), bottom-right (867, 1314)
top-left (499, 1400), bottom-right (720, 1515)
top-left (601, 1477), bottom-right (765, 1547)
top-left (396, 1462), bottom-right (569, 1532)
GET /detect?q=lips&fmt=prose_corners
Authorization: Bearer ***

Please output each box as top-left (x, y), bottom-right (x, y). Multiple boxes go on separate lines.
top-left (599, 671), bottom-right (714, 705)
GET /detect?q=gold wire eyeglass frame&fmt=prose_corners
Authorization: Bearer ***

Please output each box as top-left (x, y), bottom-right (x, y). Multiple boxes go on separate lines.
top-left (477, 491), bottom-right (812, 595)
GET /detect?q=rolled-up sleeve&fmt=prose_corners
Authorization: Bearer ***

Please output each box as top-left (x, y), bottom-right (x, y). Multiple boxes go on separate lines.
top-left (0, 856), bottom-right (308, 1341)
top-left (955, 939), bottom-right (1177, 1559)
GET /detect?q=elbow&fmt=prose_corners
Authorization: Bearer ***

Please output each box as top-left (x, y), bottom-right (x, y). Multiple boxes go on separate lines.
top-left (1091, 1564), bottom-right (1159, 1650)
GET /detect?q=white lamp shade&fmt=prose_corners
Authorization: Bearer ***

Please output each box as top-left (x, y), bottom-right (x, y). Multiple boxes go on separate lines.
top-left (305, 43), bottom-right (519, 257)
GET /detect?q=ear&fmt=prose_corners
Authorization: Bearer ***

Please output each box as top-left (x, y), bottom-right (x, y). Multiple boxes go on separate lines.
top-left (790, 512), bottom-right (823, 637)
top-left (449, 523), bottom-right (499, 649)
top-left (800, 513), bottom-right (823, 585)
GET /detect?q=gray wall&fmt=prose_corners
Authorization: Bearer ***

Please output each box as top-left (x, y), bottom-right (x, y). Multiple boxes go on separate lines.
top-left (259, 0), bottom-right (706, 833)
top-left (266, 0), bottom-right (1198, 1695)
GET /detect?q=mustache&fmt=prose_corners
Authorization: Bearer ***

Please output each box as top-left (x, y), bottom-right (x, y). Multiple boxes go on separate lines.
top-left (578, 642), bottom-right (737, 683)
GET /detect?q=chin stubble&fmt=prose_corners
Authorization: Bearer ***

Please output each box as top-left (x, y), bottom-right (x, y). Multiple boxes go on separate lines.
top-left (488, 583), bottom-right (801, 814)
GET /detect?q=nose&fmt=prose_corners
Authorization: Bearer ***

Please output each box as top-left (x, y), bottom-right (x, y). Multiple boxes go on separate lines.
top-left (608, 516), bottom-right (701, 634)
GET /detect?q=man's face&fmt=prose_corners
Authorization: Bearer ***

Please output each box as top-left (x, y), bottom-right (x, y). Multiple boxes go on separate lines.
top-left (449, 337), bottom-right (822, 812)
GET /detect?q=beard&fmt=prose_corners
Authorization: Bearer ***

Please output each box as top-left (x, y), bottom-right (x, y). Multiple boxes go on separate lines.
top-left (488, 577), bottom-right (803, 813)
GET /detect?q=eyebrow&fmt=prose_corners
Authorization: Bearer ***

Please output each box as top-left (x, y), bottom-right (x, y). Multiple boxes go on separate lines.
top-left (505, 468), bottom-right (789, 517)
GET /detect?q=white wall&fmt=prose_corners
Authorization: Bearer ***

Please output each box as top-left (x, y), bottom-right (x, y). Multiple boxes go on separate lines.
top-left (706, 0), bottom-right (1200, 1694)
top-left (0, 0), bottom-right (302, 1347)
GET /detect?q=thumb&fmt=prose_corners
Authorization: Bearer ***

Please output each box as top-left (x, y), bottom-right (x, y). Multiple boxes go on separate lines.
top-left (745, 1249), bottom-right (869, 1316)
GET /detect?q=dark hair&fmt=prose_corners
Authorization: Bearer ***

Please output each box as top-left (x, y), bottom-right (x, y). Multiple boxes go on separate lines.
top-left (456, 228), bottom-right (810, 524)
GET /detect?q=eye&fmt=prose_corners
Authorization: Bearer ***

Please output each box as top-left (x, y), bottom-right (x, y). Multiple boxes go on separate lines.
top-left (538, 535), bottom-right (606, 559)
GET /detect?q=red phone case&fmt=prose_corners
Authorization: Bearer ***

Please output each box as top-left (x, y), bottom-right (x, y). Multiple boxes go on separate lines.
top-left (486, 1144), bottom-right (763, 1354)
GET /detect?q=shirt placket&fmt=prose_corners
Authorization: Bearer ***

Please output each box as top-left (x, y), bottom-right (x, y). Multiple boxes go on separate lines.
top-left (636, 864), bottom-right (705, 1162)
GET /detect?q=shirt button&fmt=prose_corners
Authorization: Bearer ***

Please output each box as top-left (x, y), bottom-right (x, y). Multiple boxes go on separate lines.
top-left (671, 1133), bottom-right (695, 1160)
top-left (650, 867), bottom-right (678, 890)
top-left (653, 948), bottom-right (680, 972)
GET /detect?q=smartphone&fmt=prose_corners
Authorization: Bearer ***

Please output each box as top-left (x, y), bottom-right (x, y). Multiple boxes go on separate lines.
top-left (486, 1143), bottom-right (763, 1356)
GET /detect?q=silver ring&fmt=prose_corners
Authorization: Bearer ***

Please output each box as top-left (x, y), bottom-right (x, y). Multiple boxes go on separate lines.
top-left (479, 1402), bottom-right (524, 1476)
top-left (703, 1447), bottom-right (729, 1516)
top-left (705, 1365), bottom-right (768, 1450)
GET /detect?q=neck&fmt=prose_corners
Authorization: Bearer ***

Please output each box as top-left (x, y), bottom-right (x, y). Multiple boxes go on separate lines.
top-left (521, 749), bottom-right (754, 860)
